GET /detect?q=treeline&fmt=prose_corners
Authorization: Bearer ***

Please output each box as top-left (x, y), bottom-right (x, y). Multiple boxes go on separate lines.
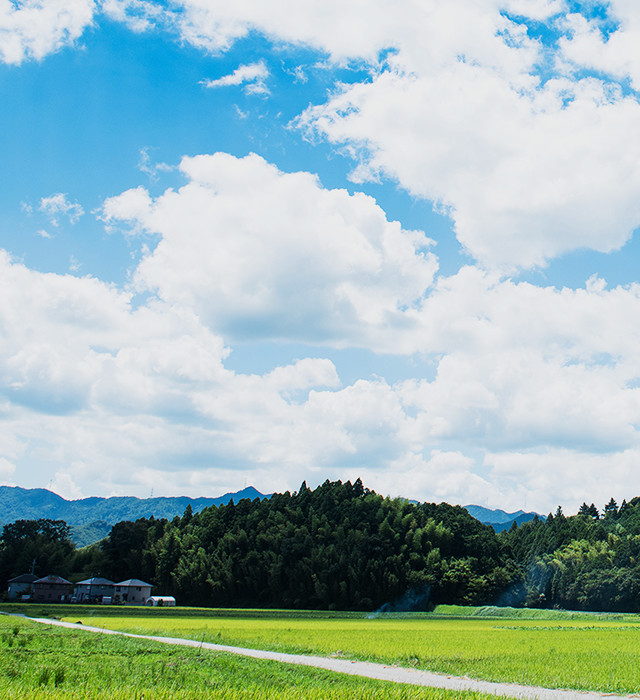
top-left (2, 481), bottom-right (640, 612)
top-left (499, 498), bottom-right (640, 611)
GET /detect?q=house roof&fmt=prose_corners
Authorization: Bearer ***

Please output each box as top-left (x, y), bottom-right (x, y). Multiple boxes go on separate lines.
top-left (115, 578), bottom-right (152, 587)
top-left (34, 575), bottom-right (72, 585)
top-left (76, 577), bottom-right (115, 586)
top-left (8, 573), bottom-right (39, 584)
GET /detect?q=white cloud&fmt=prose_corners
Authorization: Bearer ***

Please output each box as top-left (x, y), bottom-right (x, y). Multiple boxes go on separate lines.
top-left (0, 457), bottom-right (16, 481)
top-left (165, 0), bottom-right (546, 71)
top-left (202, 60), bottom-right (269, 95)
top-left (484, 448), bottom-right (640, 514)
top-left (39, 193), bottom-right (84, 226)
top-left (137, 147), bottom-right (173, 181)
top-left (49, 470), bottom-right (83, 499)
top-left (94, 1), bottom-right (640, 270)
top-left (0, 248), bottom-right (419, 502)
top-left (100, 0), bottom-right (168, 33)
top-left (4, 241), bottom-right (640, 510)
top-left (298, 58), bottom-right (640, 271)
top-left (101, 152), bottom-right (438, 349)
top-left (8, 1), bottom-right (640, 510)
top-left (0, 0), bottom-right (94, 64)
top-left (558, 3), bottom-right (640, 92)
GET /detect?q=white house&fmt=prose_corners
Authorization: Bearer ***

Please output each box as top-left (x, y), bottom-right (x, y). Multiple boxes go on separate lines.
top-left (7, 573), bottom-right (38, 600)
top-left (74, 577), bottom-right (115, 603)
top-left (114, 578), bottom-right (152, 605)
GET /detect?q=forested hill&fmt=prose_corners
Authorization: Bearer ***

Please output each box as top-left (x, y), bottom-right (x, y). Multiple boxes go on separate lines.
top-left (0, 486), bottom-right (268, 529)
top-left (0, 480), bottom-right (517, 610)
top-left (3, 482), bottom-right (639, 612)
top-left (112, 479), bottom-right (513, 610)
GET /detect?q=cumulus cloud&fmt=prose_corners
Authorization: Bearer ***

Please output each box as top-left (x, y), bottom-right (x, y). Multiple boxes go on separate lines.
top-left (49, 470), bottom-right (83, 499)
top-left (485, 448), bottom-right (640, 514)
top-left (0, 249), bottom-right (341, 496)
top-left (161, 0), bottom-right (548, 69)
top-left (300, 71), bottom-right (640, 270)
top-left (102, 152), bottom-right (438, 349)
top-left (7, 1), bottom-right (640, 510)
top-left (4, 238), bottom-right (640, 510)
top-left (201, 60), bottom-right (269, 95)
top-left (0, 0), bottom-right (94, 64)
top-left (39, 193), bottom-right (84, 226)
top-left (100, 0), bottom-right (167, 33)
top-left (91, 1), bottom-right (640, 270)
top-left (0, 457), bottom-right (16, 481)
top-left (558, 3), bottom-right (640, 92)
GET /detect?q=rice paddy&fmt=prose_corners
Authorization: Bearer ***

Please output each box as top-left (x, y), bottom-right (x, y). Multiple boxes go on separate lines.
top-left (3, 604), bottom-right (640, 696)
top-left (0, 613), bottom-right (504, 699)
top-left (53, 606), bottom-right (640, 694)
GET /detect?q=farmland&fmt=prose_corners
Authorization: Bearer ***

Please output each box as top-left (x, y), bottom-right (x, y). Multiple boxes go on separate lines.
top-left (52, 605), bottom-right (640, 695)
top-left (0, 612), bottom-right (501, 700)
top-left (3, 604), bottom-right (640, 696)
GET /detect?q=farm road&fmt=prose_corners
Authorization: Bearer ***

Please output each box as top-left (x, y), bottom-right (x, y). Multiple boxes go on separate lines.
top-left (21, 615), bottom-right (640, 700)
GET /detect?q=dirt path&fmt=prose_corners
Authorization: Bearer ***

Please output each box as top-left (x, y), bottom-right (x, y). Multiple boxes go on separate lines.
top-left (21, 615), bottom-right (640, 700)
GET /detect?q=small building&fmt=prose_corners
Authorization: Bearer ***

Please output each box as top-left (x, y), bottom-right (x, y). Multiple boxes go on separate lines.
top-left (146, 595), bottom-right (176, 607)
top-left (114, 578), bottom-right (152, 605)
top-left (8, 573), bottom-right (38, 600)
top-left (32, 575), bottom-right (73, 603)
top-left (74, 577), bottom-right (115, 603)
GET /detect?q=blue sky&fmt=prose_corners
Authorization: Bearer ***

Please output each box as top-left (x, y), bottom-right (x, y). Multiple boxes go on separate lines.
top-left (2, 0), bottom-right (640, 513)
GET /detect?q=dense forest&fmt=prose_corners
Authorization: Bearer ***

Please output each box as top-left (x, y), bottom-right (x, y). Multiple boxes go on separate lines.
top-left (2, 480), bottom-right (640, 612)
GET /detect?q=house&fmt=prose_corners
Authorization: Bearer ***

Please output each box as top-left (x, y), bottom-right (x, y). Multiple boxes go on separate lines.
top-left (113, 578), bottom-right (152, 605)
top-left (32, 575), bottom-right (73, 603)
top-left (7, 573), bottom-right (38, 600)
top-left (146, 595), bottom-right (176, 607)
top-left (73, 577), bottom-right (115, 603)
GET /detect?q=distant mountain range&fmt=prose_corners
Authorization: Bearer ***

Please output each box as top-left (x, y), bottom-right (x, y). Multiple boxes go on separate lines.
top-left (0, 485), bottom-right (269, 546)
top-left (463, 504), bottom-right (542, 532)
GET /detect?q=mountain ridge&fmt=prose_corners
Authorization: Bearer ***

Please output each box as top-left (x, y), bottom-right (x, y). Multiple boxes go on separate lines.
top-left (0, 485), bottom-right (268, 545)
top-left (463, 504), bottom-right (542, 532)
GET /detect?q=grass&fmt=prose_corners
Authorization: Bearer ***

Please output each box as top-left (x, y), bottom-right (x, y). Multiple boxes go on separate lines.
top-left (28, 605), bottom-right (640, 695)
top-left (0, 614), bottom-right (509, 699)
top-left (431, 604), bottom-right (640, 621)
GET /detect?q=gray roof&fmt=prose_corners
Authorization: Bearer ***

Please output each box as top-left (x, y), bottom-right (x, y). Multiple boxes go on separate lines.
top-left (76, 577), bottom-right (115, 586)
top-left (34, 575), bottom-right (72, 585)
top-left (8, 573), bottom-right (39, 584)
top-left (115, 578), bottom-right (152, 587)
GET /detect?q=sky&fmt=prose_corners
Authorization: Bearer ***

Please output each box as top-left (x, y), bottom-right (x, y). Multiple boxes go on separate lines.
top-left (2, 1), bottom-right (640, 513)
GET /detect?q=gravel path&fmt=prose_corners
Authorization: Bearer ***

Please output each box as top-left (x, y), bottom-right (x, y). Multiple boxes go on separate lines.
top-left (21, 615), bottom-right (640, 700)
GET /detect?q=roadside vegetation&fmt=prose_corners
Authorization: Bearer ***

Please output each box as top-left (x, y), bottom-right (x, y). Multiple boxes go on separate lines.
top-left (0, 614), bottom-right (506, 699)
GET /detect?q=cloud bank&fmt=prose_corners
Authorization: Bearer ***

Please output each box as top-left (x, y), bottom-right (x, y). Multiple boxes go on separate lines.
top-left (3, 1), bottom-right (640, 512)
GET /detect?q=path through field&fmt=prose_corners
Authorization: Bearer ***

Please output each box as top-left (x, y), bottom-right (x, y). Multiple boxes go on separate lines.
top-left (23, 616), bottom-right (640, 700)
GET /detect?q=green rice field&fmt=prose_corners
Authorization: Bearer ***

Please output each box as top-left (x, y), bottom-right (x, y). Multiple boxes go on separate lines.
top-left (48, 605), bottom-right (640, 694)
top-left (0, 613), bottom-right (503, 699)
